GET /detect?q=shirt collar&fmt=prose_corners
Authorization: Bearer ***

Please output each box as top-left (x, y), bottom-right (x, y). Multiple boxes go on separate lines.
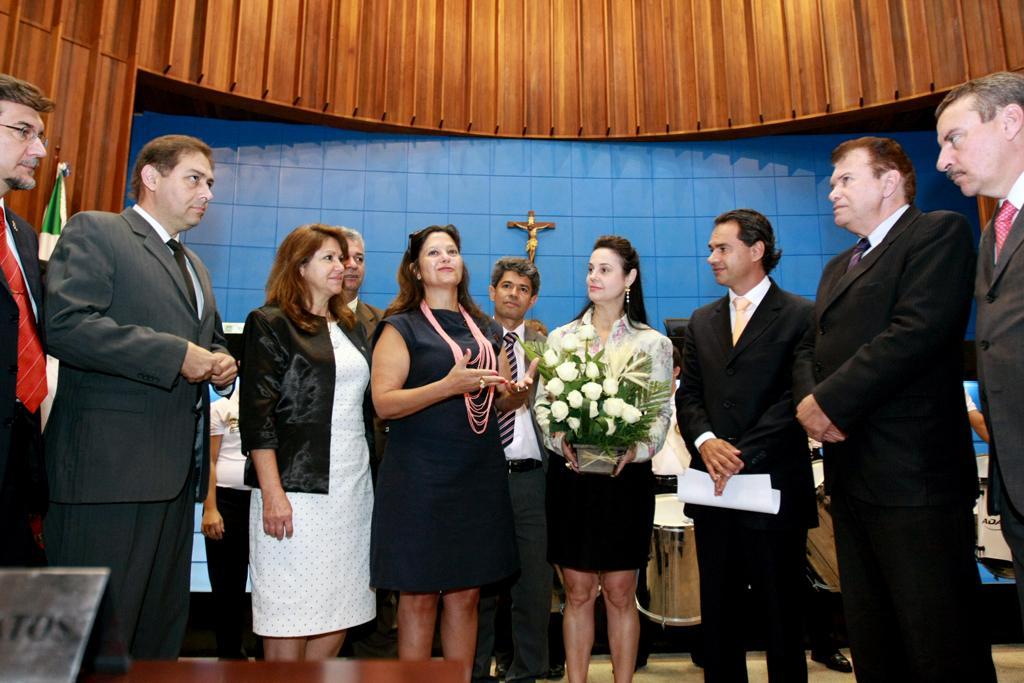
top-left (132, 204), bottom-right (174, 244)
top-left (864, 204), bottom-right (910, 250)
top-left (1003, 171), bottom-right (1024, 212)
top-left (729, 275), bottom-right (771, 308)
top-left (503, 321), bottom-right (526, 339)
top-left (347, 297), bottom-right (360, 313)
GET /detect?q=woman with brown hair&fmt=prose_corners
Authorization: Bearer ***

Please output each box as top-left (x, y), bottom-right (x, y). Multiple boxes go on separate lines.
top-left (240, 224), bottom-right (376, 661)
top-left (370, 224), bottom-right (535, 679)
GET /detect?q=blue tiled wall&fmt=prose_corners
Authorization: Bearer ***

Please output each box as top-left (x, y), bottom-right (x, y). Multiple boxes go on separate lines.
top-left (129, 113), bottom-right (981, 333)
top-left (132, 114), bottom-right (981, 592)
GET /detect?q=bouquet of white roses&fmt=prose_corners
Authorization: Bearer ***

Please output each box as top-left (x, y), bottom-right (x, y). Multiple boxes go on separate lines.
top-left (523, 323), bottom-right (671, 474)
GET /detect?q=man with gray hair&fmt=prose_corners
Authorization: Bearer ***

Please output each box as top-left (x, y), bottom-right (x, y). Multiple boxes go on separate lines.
top-left (337, 226), bottom-right (383, 335)
top-left (474, 256), bottom-right (553, 683)
top-left (337, 225), bottom-right (396, 659)
top-left (936, 71), bottom-right (1024, 621)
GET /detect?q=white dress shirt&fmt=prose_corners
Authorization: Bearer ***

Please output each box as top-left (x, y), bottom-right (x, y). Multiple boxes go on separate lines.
top-left (502, 322), bottom-right (543, 462)
top-left (862, 204), bottom-right (910, 256)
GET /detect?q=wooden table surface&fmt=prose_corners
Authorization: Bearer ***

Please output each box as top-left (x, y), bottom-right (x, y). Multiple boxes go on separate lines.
top-left (85, 658), bottom-right (465, 682)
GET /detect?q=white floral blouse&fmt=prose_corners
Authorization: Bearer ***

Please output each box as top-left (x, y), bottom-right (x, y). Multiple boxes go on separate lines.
top-left (538, 308), bottom-right (674, 463)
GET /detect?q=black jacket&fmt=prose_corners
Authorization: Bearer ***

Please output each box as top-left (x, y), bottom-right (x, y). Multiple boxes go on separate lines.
top-left (240, 305), bottom-right (374, 493)
top-left (792, 207), bottom-right (978, 506)
top-left (677, 281), bottom-right (816, 529)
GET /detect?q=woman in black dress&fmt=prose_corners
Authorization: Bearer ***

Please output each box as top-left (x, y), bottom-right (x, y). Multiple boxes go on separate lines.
top-left (541, 236), bottom-right (673, 683)
top-left (370, 224), bottom-right (537, 679)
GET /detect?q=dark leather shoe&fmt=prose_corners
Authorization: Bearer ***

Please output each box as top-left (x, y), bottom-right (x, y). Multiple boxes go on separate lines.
top-left (812, 650), bottom-right (853, 673)
top-left (545, 663), bottom-right (565, 679)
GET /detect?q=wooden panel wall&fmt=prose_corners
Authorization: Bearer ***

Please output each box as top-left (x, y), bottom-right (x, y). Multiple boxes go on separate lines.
top-left (2, 0), bottom-right (1023, 223)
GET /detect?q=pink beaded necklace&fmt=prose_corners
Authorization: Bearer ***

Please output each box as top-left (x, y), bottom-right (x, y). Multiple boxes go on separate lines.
top-left (419, 300), bottom-right (497, 434)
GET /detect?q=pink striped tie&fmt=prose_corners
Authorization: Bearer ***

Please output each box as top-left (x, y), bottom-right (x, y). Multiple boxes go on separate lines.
top-left (995, 200), bottom-right (1019, 261)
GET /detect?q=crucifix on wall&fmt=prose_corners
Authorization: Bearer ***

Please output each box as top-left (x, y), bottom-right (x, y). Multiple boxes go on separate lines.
top-left (507, 210), bottom-right (556, 263)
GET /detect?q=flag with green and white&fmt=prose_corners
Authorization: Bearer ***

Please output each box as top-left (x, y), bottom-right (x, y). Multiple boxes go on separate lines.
top-left (38, 161), bottom-right (69, 261)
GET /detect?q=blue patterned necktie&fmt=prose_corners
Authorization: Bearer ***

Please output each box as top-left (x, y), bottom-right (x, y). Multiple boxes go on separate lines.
top-left (846, 238), bottom-right (870, 272)
top-left (498, 332), bottom-right (518, 448)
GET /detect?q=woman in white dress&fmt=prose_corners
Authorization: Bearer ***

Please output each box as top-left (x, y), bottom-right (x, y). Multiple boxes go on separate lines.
top-left (240, 224), bottom-right (376, 660)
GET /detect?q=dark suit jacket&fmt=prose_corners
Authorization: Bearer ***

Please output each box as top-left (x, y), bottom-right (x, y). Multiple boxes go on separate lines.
top-left (240, 305), bottom-right (373, 493)
top-left (793, 206), bottom-right (978, 507)
top-left (0, 208), bottom-right (46, 499)
top-left (45, 208), bottom-right (229, 503)
top-left (677, 280), bottom-right (816, 529)
top-left (976, 204), bottom-right (1024, 512)
top-left (354, 299), bottom-right (383, 337)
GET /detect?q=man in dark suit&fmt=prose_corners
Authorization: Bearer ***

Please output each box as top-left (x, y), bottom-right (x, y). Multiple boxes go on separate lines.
top-left (44, 135), bottom-right (237, 659)
top-left (473, 256), bottom-right (551, 683)
top-left (794, 136), bottom-right (994, 681)
top-left (0, 75), bottom-right (53, 567)
top-left (936, 72), bottom-right (1024, 624)
top-left (677, 209), bottom-right (816, 682)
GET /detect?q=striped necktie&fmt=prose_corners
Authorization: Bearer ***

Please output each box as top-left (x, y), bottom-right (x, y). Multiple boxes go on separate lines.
top-left (846, 237), bottom-right (870, 272)
top-left (994, 200), bottom-right (1019, 261)
top-left (498, 332), bottom-right (518, 448)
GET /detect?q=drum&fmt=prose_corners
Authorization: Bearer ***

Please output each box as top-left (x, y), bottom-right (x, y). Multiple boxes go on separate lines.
top-left (637, 494), bottom-right (701, 626)
top-left (653, 474), bottom-right (678, 494)
top-left (806, 461), bottom-right (842, 592)
top-left (976, 456), bottom-right (1013, 563)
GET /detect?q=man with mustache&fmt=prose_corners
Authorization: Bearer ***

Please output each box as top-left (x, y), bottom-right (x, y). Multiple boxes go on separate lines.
top-left (0, 74), bottom-right (53, 567)
top-left (793, 136), bottom-right (994, 681)
top-left (936, 71), bottom-right (1024, 626)
top-left (44, 134), bottom-right (236, 659)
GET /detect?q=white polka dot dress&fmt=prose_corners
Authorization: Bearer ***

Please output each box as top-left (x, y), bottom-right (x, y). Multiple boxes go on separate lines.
top-left (249, 323), bottom-right (376, 637)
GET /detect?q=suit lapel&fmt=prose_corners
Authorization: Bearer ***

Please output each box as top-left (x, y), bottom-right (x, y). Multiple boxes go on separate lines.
top-left (709, 296), bottom-right (733, 358)
top-left (992, 209), bottom-right (1024, 287)
top-left (820, 206), bottom-right (919, 313)
top-left (979, 218), bottom-right (996, 291)
top-left (728, 282), bottom-right (783, 362)
top-left (183, 242), bottom-right (213, 319)
top-left (123, 208), bottom-right (197, 313)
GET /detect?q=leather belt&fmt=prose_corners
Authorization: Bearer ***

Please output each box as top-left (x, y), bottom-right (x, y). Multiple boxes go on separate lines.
top-left (507, 458), bottom-right (543, 473)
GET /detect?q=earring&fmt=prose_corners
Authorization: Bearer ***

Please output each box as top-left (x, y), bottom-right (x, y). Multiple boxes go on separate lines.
top-left (625, 285), bottom-right (631, 308)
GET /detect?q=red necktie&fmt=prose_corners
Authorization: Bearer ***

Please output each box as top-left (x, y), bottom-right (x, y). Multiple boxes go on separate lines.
top-left (995, 200), bottom-right (1019, 261)
top-left (0, 206), bottom-right (47, 413)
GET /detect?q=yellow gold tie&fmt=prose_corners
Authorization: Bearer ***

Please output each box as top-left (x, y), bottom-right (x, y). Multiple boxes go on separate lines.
top-left (732, 296), bottom-right (751, 345)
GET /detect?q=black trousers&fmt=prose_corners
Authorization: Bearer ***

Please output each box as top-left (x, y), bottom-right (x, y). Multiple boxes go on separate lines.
top-left (204, 486), bottom-right (251, 659)
top-left (46, 467), bottom-right (197, 660)
top-left (692, 513), bottom-right (808, 683)
top-left (0, 402), bottom-right (46, 567)
top-left (831, 492), bottom-right (996, 683)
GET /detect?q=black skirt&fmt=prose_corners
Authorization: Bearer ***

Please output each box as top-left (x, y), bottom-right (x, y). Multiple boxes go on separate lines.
top-left (546, 454), bottom-right (655, 571)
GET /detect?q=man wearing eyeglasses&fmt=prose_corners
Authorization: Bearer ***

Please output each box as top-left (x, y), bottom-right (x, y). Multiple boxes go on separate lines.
top-left (0, 74), bottom-right (53, 568)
